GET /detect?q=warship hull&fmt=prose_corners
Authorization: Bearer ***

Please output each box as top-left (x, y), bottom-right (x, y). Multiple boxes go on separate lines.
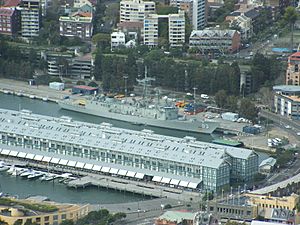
top-left (58, 101), bottom-right (219, 134)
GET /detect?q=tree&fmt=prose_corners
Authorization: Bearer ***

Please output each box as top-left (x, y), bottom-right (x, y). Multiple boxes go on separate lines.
top-left (76, 80), bottom-right (86, 85)
top-left (59, 220), bottom-right (74, 225)
top-left (13, 220), bottom-right (22, 225)
top-left (93, 48), bottom-right (103, 81)
top-left (283, 7), bottom-right (298, 51)
top-left (215, 90), bottom-right (228, 108)
top-left (88, 81), bottom-right (99, 87)
top-left (0, 220), bottom-right (8, 225)
top-left (239, 98), bottom-right (257, 122)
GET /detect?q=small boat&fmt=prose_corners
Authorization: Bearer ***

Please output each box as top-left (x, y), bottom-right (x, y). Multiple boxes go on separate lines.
top-left (19, 169), bottom-right (34, 178)
top-left (29, 95), bottom-right (35, 99)
top-left (3, 90), bottom-right (10, 94)
top-left (42, 97), bottom-right (48, 102)
top-left (0, 166), bottom-right (10, 172)
top-left (11, 168), bottom-right (25, 177)
top-left (16, 92), bottom-right (24, 97)
top-left (28, 172), bottom-right (44, 179)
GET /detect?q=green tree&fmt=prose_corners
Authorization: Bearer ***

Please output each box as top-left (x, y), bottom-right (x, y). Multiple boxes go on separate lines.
top-left (76, 80), bottom-right (86, 85)
top-left (13, 220), bottom-right (22, 225)
top-left (283, 7), bottom-right (298, 51)
top-left (239, 98), bottom-right (257, 121)
top-left (59, 219), bottom-right (74, 225)
top-left (0, 220), bottom-right (8, 225)
top-left (215, 90), bottom-right (228, 108)
top-left (88, 81), bottom-right (99, 87)
top-left (93, 48), bottom-right (103, 81)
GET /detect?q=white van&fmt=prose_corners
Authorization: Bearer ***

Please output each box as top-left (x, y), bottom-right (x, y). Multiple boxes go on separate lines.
top-left (200, 94), bottom-right (209, 99)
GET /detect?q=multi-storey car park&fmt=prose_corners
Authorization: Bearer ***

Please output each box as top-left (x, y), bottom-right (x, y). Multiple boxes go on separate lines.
top-left (0, 109), bottom-right (258, 191)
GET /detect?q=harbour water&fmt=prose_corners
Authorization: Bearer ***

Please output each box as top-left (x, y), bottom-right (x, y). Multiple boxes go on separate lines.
top-left (0, 93), bottom-right (213, 203)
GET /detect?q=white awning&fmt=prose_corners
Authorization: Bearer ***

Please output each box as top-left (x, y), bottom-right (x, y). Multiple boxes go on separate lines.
top-left (188, 182), bottom-right (199, 189)
top-left (67, 161), bottom-right (77, 167)
top-left (1, 149), bottom-right (10, 155)
top-left (42, 156), bottom-right (52, 162)
top-left (118, 169), bottom-right (127, 176)
top-left (17, 152), bottom-right (27, 158)
top-left (170, 179), bottom-right (180, 185)
top-left (75, 162), bottom-right (85, 168)
top-left (9, 150), bottom-right (18, 157)
top-left (92, 165), bottom-right (102, 171)
top-left (58, 159), bottom-right (68, 165)
top-left (179, 180), bottom-right (189, 187)
top-left (25, 153), bottom-right (35, 159)
top-left (50, 157), bottom-right (60, 164)
top-left (161, 177), bottom-right (171, 184)
top-left (135, 173), bottom-right (145, 179)
top-left (126, 171), bottom-right (136, 177)
top-left (84, 163), bottom-right (94, 170)
top-left (34, 155), bottom-right (44, 161)
top-left (109, 168), bottom-right (119, 174)
top-left (101, 166), bottom-right (110, 173)
top-left (152, 176), bottom-right (162, 182)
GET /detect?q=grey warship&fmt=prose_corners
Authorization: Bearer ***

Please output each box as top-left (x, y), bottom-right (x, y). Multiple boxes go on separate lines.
top-left (58, 71), bottom-right (219, 134)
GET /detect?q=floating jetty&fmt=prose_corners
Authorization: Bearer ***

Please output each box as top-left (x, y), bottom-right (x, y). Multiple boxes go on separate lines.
top-left (0, 89), bottom-right (58, 103)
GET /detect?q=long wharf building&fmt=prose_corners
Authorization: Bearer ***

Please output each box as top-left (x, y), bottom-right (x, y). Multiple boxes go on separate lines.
top-left (0, 109), bottom-right (258, 191)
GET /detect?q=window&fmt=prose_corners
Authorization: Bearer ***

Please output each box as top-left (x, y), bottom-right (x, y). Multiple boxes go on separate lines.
top-left (44, 216), bottom-right (49, 221)
top-left (53, 215), bottom-right (58, 220)
top-left (61, 214), bottom-right (67, 220)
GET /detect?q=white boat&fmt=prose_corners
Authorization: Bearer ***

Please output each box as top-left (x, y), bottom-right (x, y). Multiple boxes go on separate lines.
top-left (0, 166), bottom-right (10, 172)
top-left (28, 172), bottom-right (44, 179)
top-left (42, 97), bottom-right (48, 102)
top-left (19, 169), bottom-right (34, 178)
top-left (3, 90), bottom-right (10, 94)
top-left (29, 95), bottom-right (35, 99)
top-left (16, 92), bottom-right (24, 97)
top-left (11, 168), bottom-right (25, 176)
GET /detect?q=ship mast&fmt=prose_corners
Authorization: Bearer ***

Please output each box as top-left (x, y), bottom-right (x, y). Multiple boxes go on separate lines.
top-left (136, 66), bottom-right (155, 100)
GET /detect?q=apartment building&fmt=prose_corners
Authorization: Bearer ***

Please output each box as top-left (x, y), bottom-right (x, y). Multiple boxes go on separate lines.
top-left (120, 0), bottom-right (156, 23)
top-left (144, 13), bottom-right (159, 47)
top-left (111, 31), bottom-right (126, 50)
top-left (286, 52), bottom-right (300, 85)
top-left (192, 0), bottom-right (207, 30)
top-left (20, 0), bottom-right (40, 38)
top-left (59, 12), bottom-right (93, 40)
top-left (228, 14), bottom-right (253, 40)
top-left (144, 11), bottom-right (185, 47)
top-left (168, 10), bottom-right (185, 47)
top-left (189, 28), bottom-right (241, 54)
top-left (0, 7), bottom-right (20, 36)
top-left (273, 85), bottom-right (300, 120)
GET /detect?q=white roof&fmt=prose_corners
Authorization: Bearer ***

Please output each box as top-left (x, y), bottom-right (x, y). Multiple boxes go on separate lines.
top-left (84, 163), bottom-right (94, 170)
top-left (179, 180), bottom-right (189, 187)
top-left (170, 179), bottom-right (180, 185)
top-left (67, 161), bottom-right (77, 167)
top-left (75, 162), bottom-right (85, 168)
top-left (17, 152), bottom-right (27, 158)
top-left (101, 166), bottom-right (110, 173)
top-left (0, 109), bottom-right (256, 169)
top-left (118, 169), bottom-right (127, 176)
top-left (259, 157), bottom-right (276, 167)
top-left (42, 156), bottom-right (52, 162)
top-left (58, 159), bottom-right (68, 165)
top-left (9, 150), bottom-right (19, 157)
top-left (161, 177), bottom-right (171, 184)
top-left (153, 176), bottom-right (162, 182)
top-left (1, 149), bottom-right (10, 155)
top-left (92, 165), bottom-right (102, 171)
top-left (188, 182), bottom-right (199, 189)
top-left (34, 155), bottom-right (44, 161)
top-left (127, 171), bottom-right (136, 177)
top-left (50, 157), bottom-right (60, 164)
top-left (135, 172), bottom-right (145, 179)
top-left (109, 168), bottom-right (119, 174)
top-left (25, 153), bottom-right (35, 159)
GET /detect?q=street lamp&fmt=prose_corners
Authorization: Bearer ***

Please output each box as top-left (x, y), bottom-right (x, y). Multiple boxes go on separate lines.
top-left (193, 87), bottom-right (197, 115)
top-left (123, 75), bottom-right (128, 97)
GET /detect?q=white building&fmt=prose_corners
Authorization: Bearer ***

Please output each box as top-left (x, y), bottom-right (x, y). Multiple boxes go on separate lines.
top-left (144, 12), bottom-right (185, 47)
top-left (120, 0), bottom-right (156, 23)
top-left (111, 31), bottom-right (126, 50)
top-left (229, 13), bottom-right (253, 40)
top-left (144, 13), bottom-right (159, 47)
top-left (20, 0), bottom-right (40, 38)
top-left (169, 11), bottom-right (185, 47)
top-left (192, 0), bottom-right (207, 30)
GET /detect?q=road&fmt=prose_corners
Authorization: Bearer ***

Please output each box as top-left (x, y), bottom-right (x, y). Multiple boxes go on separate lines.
top-left (259, 110), bottom-right (300, 141)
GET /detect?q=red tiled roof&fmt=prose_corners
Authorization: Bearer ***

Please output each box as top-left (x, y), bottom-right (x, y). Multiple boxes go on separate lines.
top-left (3, 0), bottom-right (20, 7)
top-left (289, 52), bottom-right (300, 61)
top-left (0, 8), bottom-right (14, 16)
top-left (73, 11), bottom-right (92, 17)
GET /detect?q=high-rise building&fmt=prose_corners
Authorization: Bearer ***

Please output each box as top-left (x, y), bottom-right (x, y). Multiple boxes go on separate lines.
top-left (0, 8), bottom-right (20, 36)
top-left (143, 13), bottom-right (159, 47)
top-left (168, 11), bottom-right (185, 47)
top-left (20, 0), bottom-right (40, 38)
top-left (286, 52), bottom-right (300, 85)
top-left (192, 0), bottom-right (206, 30)
top-left (120, 0), bottom-right (156, 23)
top-left (144, 11), bottom-right (185, 47)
